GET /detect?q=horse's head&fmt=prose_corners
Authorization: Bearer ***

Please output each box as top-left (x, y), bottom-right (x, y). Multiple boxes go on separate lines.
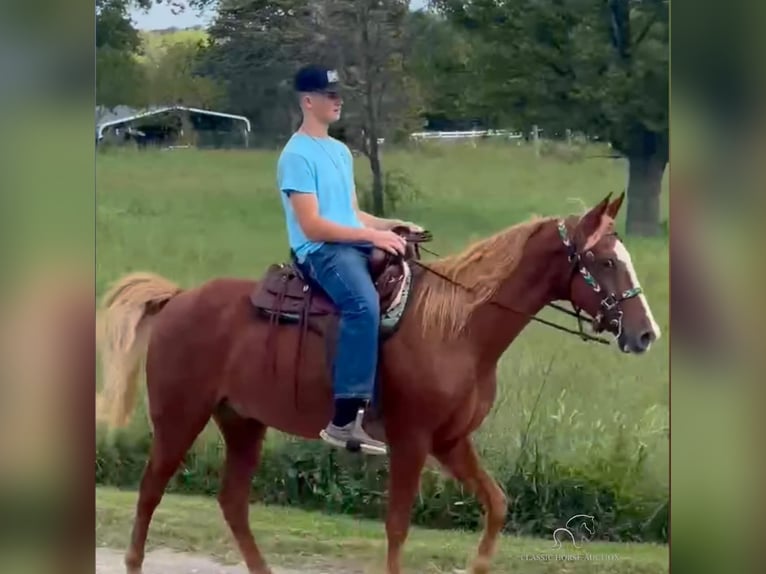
top-left (559, 192), bottom-right (661, 354)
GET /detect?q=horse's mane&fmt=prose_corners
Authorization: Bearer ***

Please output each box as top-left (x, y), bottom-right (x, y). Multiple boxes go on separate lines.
top-left (413, 215), bottom-right (557, 338)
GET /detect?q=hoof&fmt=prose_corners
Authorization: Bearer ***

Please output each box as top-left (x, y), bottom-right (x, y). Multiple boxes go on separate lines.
top-left (125, 551), bottom-right (142, 574)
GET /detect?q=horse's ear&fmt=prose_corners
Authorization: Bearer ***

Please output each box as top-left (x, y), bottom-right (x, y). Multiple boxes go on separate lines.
top-left (606, 190), bottom-right (626, 218)
top-left (576, 193), bottom-right (613, 251)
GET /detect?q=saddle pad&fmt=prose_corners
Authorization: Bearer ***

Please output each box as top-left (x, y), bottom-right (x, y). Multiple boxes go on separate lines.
top-left (380, 261), bottom-right (413, 334)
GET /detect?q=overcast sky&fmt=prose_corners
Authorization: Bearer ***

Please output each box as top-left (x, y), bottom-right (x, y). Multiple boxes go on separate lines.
top-left (131, 1), bottom-right (430, 30)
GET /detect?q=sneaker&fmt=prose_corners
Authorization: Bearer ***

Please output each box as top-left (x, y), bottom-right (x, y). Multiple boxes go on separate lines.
top-left (319, 408), bottom-right (388, 456)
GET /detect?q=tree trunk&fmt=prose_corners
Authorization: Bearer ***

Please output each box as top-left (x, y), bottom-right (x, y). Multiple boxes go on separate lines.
top-left (364, 64), bottom-right (384, 215)
top-left (368, 133), bottom-right (384, 216)
top-left (626, 153), bottom-right (666, 236)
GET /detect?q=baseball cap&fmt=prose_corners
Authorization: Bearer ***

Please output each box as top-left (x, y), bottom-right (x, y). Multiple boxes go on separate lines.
top-left (293, 65), bottom-right (341, 93)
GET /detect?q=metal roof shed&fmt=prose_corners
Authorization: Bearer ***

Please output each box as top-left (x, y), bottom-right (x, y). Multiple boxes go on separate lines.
top-left (96, 105), bottom-right (251, 148)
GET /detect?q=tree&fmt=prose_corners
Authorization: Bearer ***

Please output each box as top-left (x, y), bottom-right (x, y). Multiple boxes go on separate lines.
top-left (203, 0), bottom-right (417, 215)
top-left (202, 0), bottom-right (316, 144)
top-left (96, 1), bottom-right (206, 108)
top-left (406, 10), bottom-right (487, 129)
top-left (433, 0), bottom-right (669, 236)
top-left (96, 0), bottom-right (150, 107)
top-left (319, 0), bottom-right (418, 215)
top-left (144, 38), bottom-right (224, 108)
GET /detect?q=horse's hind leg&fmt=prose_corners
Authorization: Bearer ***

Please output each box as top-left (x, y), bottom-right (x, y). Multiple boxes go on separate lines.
top-left (124, 409), bottom-right (211, 574)
top-left (434, 438), bottom-right (507, 574)
top-left (214, 404), bottom-right (271, 574)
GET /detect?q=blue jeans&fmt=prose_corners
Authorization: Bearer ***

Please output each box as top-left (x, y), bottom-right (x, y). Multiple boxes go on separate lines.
top-left (300, 243), bottom-right (380, 400)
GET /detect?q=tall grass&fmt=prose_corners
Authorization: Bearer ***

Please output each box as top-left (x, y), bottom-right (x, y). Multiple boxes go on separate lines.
top-left (95, 141), bottom-right (668, 542)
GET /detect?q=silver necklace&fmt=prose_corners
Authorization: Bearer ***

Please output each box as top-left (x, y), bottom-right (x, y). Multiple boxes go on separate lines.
top-left (299, 129), bottom-right (345, 179)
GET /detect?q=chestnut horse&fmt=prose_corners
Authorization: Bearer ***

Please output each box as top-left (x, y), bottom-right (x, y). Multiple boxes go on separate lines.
top-left (96, 192), bottom-right (661, 574)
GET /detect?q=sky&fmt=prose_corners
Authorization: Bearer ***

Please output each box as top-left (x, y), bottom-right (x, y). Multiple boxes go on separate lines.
top-left (131, 1), bottom-right (429, 30)
top-left (130, 3), bottom-right (215, 30)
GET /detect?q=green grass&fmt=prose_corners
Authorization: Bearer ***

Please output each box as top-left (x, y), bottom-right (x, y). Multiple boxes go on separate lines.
top-left (96, 140), bottom-right (668, 543)
top-left (97, 486), bottom-right (668, 573)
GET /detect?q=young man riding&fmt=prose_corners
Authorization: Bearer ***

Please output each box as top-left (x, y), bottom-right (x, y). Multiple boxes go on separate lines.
top-left (276, 65), bottom-right (422, 456)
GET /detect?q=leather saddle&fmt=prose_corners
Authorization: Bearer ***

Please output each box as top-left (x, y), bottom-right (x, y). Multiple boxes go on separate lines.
top-left (249, 226), bottom-right (432, 412)
top-left (249, 226), bottom-right (432, 324)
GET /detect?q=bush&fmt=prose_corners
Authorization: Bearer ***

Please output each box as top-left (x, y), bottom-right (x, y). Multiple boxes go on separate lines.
top-left (356, 167), bottom-right (421, 214)
top-left (96, 424), bottom-right (667, 543)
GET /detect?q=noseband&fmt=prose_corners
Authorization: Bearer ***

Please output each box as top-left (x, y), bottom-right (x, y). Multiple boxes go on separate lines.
top-left (556, 220), bottom-right (642, 337)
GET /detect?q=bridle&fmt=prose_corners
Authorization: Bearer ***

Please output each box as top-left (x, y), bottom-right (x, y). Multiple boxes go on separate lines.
top-left (554, 219), bottom-right (643, 340)
top-left (409, 219), bottom-right (642, 345)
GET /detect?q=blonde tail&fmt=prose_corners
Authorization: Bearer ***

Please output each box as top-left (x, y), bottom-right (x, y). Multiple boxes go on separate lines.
top-left (96, 272), bottom-right (182, 429)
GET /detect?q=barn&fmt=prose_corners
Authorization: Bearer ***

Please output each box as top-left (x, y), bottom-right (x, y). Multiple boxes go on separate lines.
top-left (96, 105), bottom-right (251, 149)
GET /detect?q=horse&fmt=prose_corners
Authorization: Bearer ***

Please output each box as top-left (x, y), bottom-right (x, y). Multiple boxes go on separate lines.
top-left (96, 191), bottom-right (661, 574)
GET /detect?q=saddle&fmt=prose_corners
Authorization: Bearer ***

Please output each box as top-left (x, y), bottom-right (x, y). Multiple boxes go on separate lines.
top-left (248, 226), bottom-right (432, 411)
top-left (249, 225), bottom-right (432, 327)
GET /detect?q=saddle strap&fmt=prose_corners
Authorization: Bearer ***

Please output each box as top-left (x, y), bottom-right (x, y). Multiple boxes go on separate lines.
top-left (265, 281), bottom-right (289, 381)
top-left (294, 291), bottom-right (312, 412)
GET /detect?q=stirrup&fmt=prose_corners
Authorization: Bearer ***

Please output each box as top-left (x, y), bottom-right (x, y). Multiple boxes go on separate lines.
top-left (350, 408), bottom-right (387, 455)
top-left (319, 408), bottom-right (387, 456)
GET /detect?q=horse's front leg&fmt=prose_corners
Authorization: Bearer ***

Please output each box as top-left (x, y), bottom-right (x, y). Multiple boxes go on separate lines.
top-left (384, 434), bottom-right (429, 574)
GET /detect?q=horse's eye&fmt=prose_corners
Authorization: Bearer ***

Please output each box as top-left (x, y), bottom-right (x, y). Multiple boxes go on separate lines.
top-left (602, 258), bottom-right (616, 268)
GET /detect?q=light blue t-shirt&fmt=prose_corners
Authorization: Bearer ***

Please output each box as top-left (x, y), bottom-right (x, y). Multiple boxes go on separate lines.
top-left (276, 133), bottom-right (363, 262)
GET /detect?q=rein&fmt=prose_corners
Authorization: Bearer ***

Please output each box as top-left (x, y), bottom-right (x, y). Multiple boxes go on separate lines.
top-left (408, 220), bottom-right (640, 346)
top-left (411, 249), bottom-right (610, 344)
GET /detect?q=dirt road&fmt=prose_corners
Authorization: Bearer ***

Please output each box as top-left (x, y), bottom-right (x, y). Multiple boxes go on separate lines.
top-left (95, 547), bottom-right (360, 574)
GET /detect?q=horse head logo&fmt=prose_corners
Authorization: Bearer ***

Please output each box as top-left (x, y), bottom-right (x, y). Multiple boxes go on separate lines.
top-left (552, 514), bottom-right (596, 549)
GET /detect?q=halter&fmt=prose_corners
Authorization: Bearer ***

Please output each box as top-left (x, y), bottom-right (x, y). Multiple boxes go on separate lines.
top-left (556, 219), bottom-right (642, 338)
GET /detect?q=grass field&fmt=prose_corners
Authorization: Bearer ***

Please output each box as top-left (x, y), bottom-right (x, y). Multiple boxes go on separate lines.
top-left (97, 486), bottom-right (668, 573)
top-left (95, 140), bottom-right (669, 553)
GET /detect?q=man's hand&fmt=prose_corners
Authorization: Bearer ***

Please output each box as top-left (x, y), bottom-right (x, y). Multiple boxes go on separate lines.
top-left (368, 229), bottom-right (407, 255)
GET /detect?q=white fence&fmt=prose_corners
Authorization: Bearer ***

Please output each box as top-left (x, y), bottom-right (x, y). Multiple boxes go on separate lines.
top-left (392, 128), bottom-right (606, 147)
top-left (409, 129), bottom-right (525, 141)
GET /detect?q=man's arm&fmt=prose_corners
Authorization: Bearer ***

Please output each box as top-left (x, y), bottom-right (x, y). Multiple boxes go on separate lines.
top-left (289, 192), bottom-right (373, 243)
top-left (279, 151), bottom-right (373, 243)
top-left (289, 192), bottom-right (406, 254)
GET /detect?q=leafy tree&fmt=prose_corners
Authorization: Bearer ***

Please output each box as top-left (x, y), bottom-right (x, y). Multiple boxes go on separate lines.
top-left (96, 0), bottom-right (149, 107)
top-left (96, 1), bottom-right (204, 108)
top-left (319, 0), bottom-right (419, 215)
top-left (203, 0), bottom-right (417, 215)
top-left (406, 10), bottom-right (487, 129)
top-left (143, 37), bottom-right (224, 108)
top-left (433, 0), bottom-right (669, 235)
top-left (202, 0), bottom-right (315, 144)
